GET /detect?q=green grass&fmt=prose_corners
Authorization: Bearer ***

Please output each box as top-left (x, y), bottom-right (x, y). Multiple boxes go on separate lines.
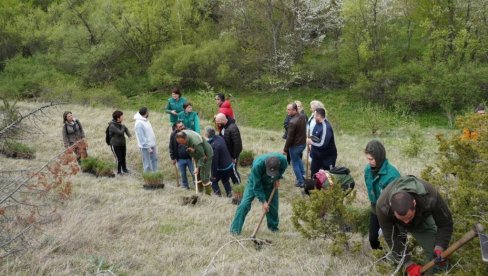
top-left (124, 88), bottom-right (449, 134)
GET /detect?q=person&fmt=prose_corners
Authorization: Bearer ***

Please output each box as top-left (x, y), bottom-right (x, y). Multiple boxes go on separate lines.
top-left (176, 130), bottom-right (213, 195)
top-left (282, 100), bottom-right (307, 140)
top-left (215, 113), bottom-right (242, 184)
top-left (62, 111), bottom-right (87, 163)
top-left (134, 107), bottom-right (158, 172)
top-left (205, 126), bottom-right (233, 197)
top-left (177, 102), bottom-right (200, 134)
top-left (306, 107), bottom-right (337, 176)
top-left (230, 153), bottom-right (288, 235)
top-left (169, 121), bottom-right (194, 189)
top-left (165, 87), bottom-right (187, 128)
top-left (376, 175), bottom-right (453, 276)
top-left (215, 93), bottom-right (234, 119)
top-left (307, 100), bottom-right (327, 135)
top-left (283, 102), bottom-right (307, 187)
top-left (363, 140), bottom-right (400, 250)
top-left (109, 110), bottom-right (131, 175)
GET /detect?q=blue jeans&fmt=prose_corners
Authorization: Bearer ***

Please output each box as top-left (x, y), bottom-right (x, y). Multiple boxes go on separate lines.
top-left (177, 158), bottom-right (194, 188)
top-left (140, 147), bottom-right (158, 172)
top-left (289, 144), bottom-right (306, 184)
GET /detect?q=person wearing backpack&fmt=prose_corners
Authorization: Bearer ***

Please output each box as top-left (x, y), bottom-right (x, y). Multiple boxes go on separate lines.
top-left (108, 110), bottom-right (131, 175)
top-left (62, 111), bottom-right (87, 163)
top-left (364, 140), bottom-right (400, 250)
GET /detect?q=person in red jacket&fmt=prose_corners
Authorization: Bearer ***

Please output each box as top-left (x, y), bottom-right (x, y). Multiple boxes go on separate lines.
top-left (215, 93), bottom-right (234, 119)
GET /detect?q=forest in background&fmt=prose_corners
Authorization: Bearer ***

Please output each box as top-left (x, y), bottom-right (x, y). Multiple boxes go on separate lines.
top-left (1, 0), bottom-right (488, 124)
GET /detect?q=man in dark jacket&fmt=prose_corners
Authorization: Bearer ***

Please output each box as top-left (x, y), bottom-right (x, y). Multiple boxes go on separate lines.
top-left (205, 126), bottom-right (234, 197)
top-left (215, 113), bottom-right (242, 184)
top-left (169, 121), bottom-right (194, 189)
top-left (376, 175), bottom-right (453, 276)
top-left (306, 107), bottom-right (337, 177)
top-left (283, 102), bottom-right (307, 187)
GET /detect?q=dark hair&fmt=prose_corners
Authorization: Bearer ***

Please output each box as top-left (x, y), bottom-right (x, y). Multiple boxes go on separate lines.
top-left (62, 111), bottom-right (72, 122)
top-left (390, 191), bottom-right (415, 216)
top-left (172, 87), bottom-right (181, 96)
top-left (216, 93), bottom-right (225, 101)
top-left (175, 131), bottom-right (187, 139)
top-left (112, 110), bottom-right (123, 120)
top-left (183, 102), bottom-right (192, 109)
top-left (139, 107), bottom-right (148, 116)
top-left (205, 126), bottom-right (216, 138)
top-left (315, 108), bottom-right (326, 118)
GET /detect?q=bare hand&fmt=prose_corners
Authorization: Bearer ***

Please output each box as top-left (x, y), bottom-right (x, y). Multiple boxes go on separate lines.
top-left (172, 159), bottom-right (177, 165)
top-left (194, 167), bottom-right (199, 175)
top-left (187, 147), bottom-right (195, 153)
top-left (282, 151), bottom-right (287, 156)
top-left (274, 181), bottom-right (280, 188)
top-left (306, 138), bottom-right (312, 145)
top-left (148, 148), bottom-right (153, 153)
top-left (171, 110), bottom-right (178, 115)
top-left (262, 202), bottom-right (270, 213)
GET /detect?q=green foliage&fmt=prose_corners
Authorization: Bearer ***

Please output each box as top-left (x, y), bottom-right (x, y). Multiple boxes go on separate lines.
top-left (0, 140), bottom-right (36, 159)
top-left (0, 99), bottom-right (20, 130)
top-left (421, 113), bottom-right (488, 274)
top-left (402, 122), bottom-right (426, 158)
top-left (232, 183), bottom-right (245, 195)
top-left (239, 150), bottom-right (255, 167)
top-left (291, 178), bottom-right (368, 254)
top-left (80, 157), bottom-right (115, 177)
top-left (142, 171), bottom-right (164, 185)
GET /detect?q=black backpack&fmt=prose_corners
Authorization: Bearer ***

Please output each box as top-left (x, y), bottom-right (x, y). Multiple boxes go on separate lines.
top-left (105, 123), bottom-right (111, 146)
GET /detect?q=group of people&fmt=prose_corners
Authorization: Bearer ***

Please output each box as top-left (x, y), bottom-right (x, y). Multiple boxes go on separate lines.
top-left (61, 91), bottom-right (478, 276)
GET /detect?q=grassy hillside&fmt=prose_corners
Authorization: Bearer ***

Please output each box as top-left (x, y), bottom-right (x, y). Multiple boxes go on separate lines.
top-left (0, 102), bottom-right (449, 275)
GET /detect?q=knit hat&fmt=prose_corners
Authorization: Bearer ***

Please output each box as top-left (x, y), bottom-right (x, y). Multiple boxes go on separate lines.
top-left (265, 156), bottom-right (280, 177)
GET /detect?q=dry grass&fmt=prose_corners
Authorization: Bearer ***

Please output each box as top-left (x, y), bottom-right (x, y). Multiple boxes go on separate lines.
top-left (0, 102), bottom-right (449, 275)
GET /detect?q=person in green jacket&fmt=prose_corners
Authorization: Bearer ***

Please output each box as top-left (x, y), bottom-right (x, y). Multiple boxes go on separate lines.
top-left (364, 140), bottom-right (400, 250)
top-left (177, 102), bottom-right (200, 134)
top-left (230, 153), bottom-right (288, 235)
top-left (176, 130), bottom-right (213, 195)
top-left (165, 87), bottom-right (187, 127)
top-left (376, 176), bottom-right (453, 276)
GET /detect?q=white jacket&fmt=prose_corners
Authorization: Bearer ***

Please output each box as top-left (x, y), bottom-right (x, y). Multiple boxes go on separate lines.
top-left (134, 112), bottom-right (156, 149)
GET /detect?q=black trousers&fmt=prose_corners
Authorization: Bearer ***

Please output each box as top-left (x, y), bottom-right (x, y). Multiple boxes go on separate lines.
top-left (369, 211), bottom-right (382, 250)
top-left (230, 159), bottom-right (241, 184)
top-left (111, 145), bottom-right (127, 173)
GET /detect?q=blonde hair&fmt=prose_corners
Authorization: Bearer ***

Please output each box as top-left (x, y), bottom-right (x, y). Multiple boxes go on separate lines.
top-left (310, 100), bottom-right (327, 118)
top-left (294, 100), bottom-right (304, 113)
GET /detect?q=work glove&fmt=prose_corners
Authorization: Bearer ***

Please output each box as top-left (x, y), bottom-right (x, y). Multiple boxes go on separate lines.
top-left (406, 263), bottom-right (422, 276)
top-left (434, 249), bottom-right (447, 267)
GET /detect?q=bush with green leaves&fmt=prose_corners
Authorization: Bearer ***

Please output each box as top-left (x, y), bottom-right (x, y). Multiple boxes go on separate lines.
top-left (421, 113), bottom-right (488, 274)
top-left (401, 122), bottom-right (426, 158)
top-left (239, 150), bottom-right (255, 167)
top-left (142, 171), bottom-right (164, 185)
top-left (80, 157), bottom-right (115, 177)
top-left (0, 140), bottom-right (35, 159)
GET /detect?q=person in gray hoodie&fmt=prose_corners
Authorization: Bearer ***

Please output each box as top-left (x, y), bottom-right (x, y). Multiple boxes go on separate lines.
top-left (134, 107), bottom-right (158, 172)
top-left (109, 110), bottom-right (131, 175)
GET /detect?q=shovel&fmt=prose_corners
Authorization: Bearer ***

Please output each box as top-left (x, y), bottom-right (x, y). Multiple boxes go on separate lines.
top-left (421, 223), bottom-right (487, 273)
top-left (250, 185), bottom-right (277, 249)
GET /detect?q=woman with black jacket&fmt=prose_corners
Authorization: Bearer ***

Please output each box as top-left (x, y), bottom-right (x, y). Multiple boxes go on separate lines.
top-left (109, 110), bottom-right (131, 175)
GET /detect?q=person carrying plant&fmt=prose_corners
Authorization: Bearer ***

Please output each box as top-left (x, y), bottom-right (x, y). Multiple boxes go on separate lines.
top-left (176, 130), bottom-right (213, 195)
top-left (204, 126), bottom-right (233, 197)
top-left (215, 113), bottom-right (242, 184)
top-left (230, 153), bottom-right (288, 235)
top-left (376, 175), bottom-right (453, 276)
top-left (169, 121), bottom-right (194, 189)
top-left (165, 87), bottom-right (187, 128)
top-left (363, 140), bottom-right (400, 250)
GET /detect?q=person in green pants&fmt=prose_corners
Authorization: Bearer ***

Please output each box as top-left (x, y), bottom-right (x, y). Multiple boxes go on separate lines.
top-left (230, 153), bottom-right (288, 235)
top-left (176, 130), bottom-right (213, 195)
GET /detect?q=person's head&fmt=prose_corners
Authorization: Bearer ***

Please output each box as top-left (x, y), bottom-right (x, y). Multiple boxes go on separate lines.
top-left (172, 87), bottom-right (181, 100)
top-left (390, 191), bottom-right (416, 224)
top-left (175, 120), bottom-right (185, 131)
top-left (294, 100), bottom-right (304, 114)
top-left (310, 100), bottom-right (325, 113)
top-left (475, 104), bottom-right (486, 115)
top-left (364, 140), bottom-right (386, 169)
top-left (286, 102), bottom-right (298, 116)
top-left (112, 110), bottom-right (124, 122)
top-left (205, 126), bottom-right (216, 140)
top-left (314, 108), bottom-right (326, 123)
top-left (215, 93), bottom-right (225, 107)
top-left (265, 156), bottom-right (280, 178)
top-left (175, 131), bottom-right (188, 145)
top-left (63, 111), bottom-right (73, 123)
top-left (139, 107), bottom-right (149, 118)
top-left (215, 113), bottom-right (228, 127)
top-left (183, 102), bottom-right (193, 113)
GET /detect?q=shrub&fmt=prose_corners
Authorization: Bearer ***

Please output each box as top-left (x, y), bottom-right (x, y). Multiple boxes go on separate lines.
top-left (239, 150), bottom-right (255, 167)
top-left (421, 113), bottom-right (488, 274)
top-left (142, 171), bottom-right (164, 185)
top-left (0, 140), bottom-right (36, 159)
top-left (80, 157), bottom-right (115, 177)
top-left (402, 122), bottom-right (426, 158)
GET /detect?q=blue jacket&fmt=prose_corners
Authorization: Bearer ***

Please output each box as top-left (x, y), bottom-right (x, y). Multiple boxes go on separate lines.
top-left (364, 159), bottom-right (400, 207)
top-left (310, 120), bottom-right (337, 159)
top-left (208, 135), bottom-right (233, 176)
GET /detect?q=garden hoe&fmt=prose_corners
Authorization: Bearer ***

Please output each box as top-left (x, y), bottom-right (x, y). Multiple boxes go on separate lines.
top-left (250, 186), bottom-right (277, 250)
top-left (421, 223), bottom-right (487, 273)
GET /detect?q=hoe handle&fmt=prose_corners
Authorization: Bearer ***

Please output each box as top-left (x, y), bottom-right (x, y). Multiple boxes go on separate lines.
top-left (250, 186), bottom-right (277, 239)
top-left (421, 223), bottom-right (484, 273)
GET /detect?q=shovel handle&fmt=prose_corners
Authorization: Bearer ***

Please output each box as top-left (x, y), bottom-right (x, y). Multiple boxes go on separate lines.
top-left (250, 186), bottom-right (277, 239)
top-left (421, 223), bottom-right (484, 273)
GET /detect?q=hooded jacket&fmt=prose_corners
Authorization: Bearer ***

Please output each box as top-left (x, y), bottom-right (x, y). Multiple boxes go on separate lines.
top-left (218, 100), bottom-right (234, 119)
top-left (134, 112), bottom-right (156, 149)
top-left (376, 176), bottom-right (453, 264)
